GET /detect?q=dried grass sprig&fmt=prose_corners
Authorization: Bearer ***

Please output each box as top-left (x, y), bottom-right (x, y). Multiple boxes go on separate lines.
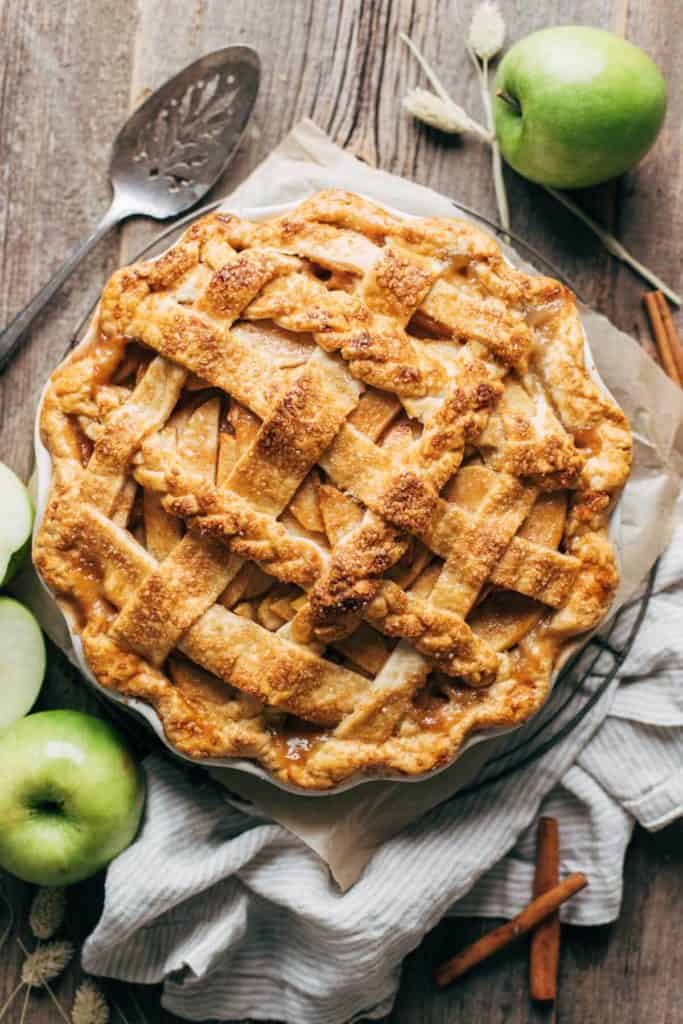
top-left (466, 3), bottom-right (509, 236)
top-left (72, 979), bottom-right (110, 1024)
top-left (19, 983), bottom-right (31, 1024)
top-left (30, 886), bottom-right (67, 940)
top-left (10, 937), bottom-right (72, 1024)
top-left (21, 938), bottom-right (74, 986)
top-left (400, 33), bottom-right (492, 142)
top-left (0, 887), bottom-right (148, 1024)
top-left (0, 982), bottom-right (23, 1023)
top-left (403, 88), bottom-right (486, 137)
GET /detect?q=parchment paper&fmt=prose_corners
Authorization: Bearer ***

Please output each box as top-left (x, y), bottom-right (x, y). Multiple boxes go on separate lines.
top-left (18, 119), bottom-right (683, 890)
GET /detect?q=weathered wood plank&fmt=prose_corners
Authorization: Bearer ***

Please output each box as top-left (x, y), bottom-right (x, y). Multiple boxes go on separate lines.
top-left (0, 3), bottom-right (138, 1019)
top-left (0, 2), bottom-right (680, 1022)
top-left (0, 0), bottom-right (138, 481)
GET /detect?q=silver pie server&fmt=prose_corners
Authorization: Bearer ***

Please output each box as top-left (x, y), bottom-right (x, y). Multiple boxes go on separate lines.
top-left (0, 45), bottom-right (260, 372)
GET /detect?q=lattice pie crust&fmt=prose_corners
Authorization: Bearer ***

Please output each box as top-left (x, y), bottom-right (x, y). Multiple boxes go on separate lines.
top-left (34, 191), bottom-right (632, 789)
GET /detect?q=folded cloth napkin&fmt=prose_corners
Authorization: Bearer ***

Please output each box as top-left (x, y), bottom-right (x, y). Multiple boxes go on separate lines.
top-left (72, 123), bottom-right (683, 1024)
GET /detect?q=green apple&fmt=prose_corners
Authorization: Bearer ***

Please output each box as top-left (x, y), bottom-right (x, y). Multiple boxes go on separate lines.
top-left (0, 597), bottom-right (46, 728)
top-left (0, 710), bottom-right (144, 885)
top-left (494, 26), bottom-right (667, 188)
top-left (0, 461), bottom-right (34, 586)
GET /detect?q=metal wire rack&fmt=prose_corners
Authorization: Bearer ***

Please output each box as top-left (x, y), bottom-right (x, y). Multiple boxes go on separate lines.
top-left (455, 561), bottom-right (658, 796)
top-left (56, 195), bottom-right (657, 790)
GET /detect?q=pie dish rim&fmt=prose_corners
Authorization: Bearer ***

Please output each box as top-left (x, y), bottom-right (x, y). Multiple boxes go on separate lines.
top-left (31, 195), bottom-right (626, 796)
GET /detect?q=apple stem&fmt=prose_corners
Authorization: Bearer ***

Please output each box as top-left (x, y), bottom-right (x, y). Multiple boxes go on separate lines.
top-left (495, 88), bottom-right (522, 115)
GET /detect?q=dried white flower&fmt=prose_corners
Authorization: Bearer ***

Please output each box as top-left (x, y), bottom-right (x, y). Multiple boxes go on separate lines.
top-left (72, 979), bottom-right (110, 1024)
top-left (464, 3), bottom-right (510, 233)
top-left (21, 940), bottom-right (74, 987)
top-left (29, 887), bottom-right (67, 940)
top-left (468, 2), bottom-right (506, 61)
top-left (403, 88), bottom-right (476, 135)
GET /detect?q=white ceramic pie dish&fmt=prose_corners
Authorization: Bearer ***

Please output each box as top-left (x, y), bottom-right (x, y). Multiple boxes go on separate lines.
top-left (32, 197), bottom-right (624, 796)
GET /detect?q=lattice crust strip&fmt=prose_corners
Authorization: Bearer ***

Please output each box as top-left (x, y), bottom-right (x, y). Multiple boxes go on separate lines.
top-left (34, 190), bottom-right (632, 789)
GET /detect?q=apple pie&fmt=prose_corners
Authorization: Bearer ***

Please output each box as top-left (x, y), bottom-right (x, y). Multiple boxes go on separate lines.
top-left (34, 190), bottom-right (632, 789)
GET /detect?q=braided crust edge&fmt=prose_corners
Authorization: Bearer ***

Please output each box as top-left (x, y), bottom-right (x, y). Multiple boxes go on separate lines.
top-left (33, 195), bottom-right (632, 789)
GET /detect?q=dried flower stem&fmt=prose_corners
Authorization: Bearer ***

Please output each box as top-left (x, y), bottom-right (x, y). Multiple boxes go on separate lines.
top-left (467, 3), bottom-right (508, 236)
top-left (401, 32), bottom-right (681, 305)
top-left (546, 187), bottom-right (681, 305)
top-left (0, 982), bottom-right (23, 1022)
top-left (468, 48), bottom-right (510, 238)
top-left (41, 978), bottom-right (73, 1024)
top-left (19, 984), bottom-right (31, 1024)
top-left (400, 33), bottom-right (492, 143)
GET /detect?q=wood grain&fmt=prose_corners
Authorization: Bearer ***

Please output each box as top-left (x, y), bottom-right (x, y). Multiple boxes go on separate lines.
top-left (0, 1), bottom-right (682, 1021)
top-left (0, 0), bottom-right (137, 481)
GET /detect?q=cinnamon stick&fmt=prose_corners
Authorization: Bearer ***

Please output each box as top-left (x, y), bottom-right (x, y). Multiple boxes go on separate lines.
top-left (655, 290), bottom-right (683, 382)
top-left (434, 873), bottom-right (587, 988)
top-left (530, 817), bottom-right (561, 1001)
top-left (643, 291), bottom-right (683, 386)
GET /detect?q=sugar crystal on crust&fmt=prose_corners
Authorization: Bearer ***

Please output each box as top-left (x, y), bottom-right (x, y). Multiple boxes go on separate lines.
top-left (34, 190), bottom-right (632, 789)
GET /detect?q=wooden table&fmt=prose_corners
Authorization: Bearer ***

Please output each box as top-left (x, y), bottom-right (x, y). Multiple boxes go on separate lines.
top-left (1, 2), bottom-right (681, 1021)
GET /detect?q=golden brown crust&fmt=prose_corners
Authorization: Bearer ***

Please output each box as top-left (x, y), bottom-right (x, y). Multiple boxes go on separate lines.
top-left (33, 190), bottom-right (632, 790)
